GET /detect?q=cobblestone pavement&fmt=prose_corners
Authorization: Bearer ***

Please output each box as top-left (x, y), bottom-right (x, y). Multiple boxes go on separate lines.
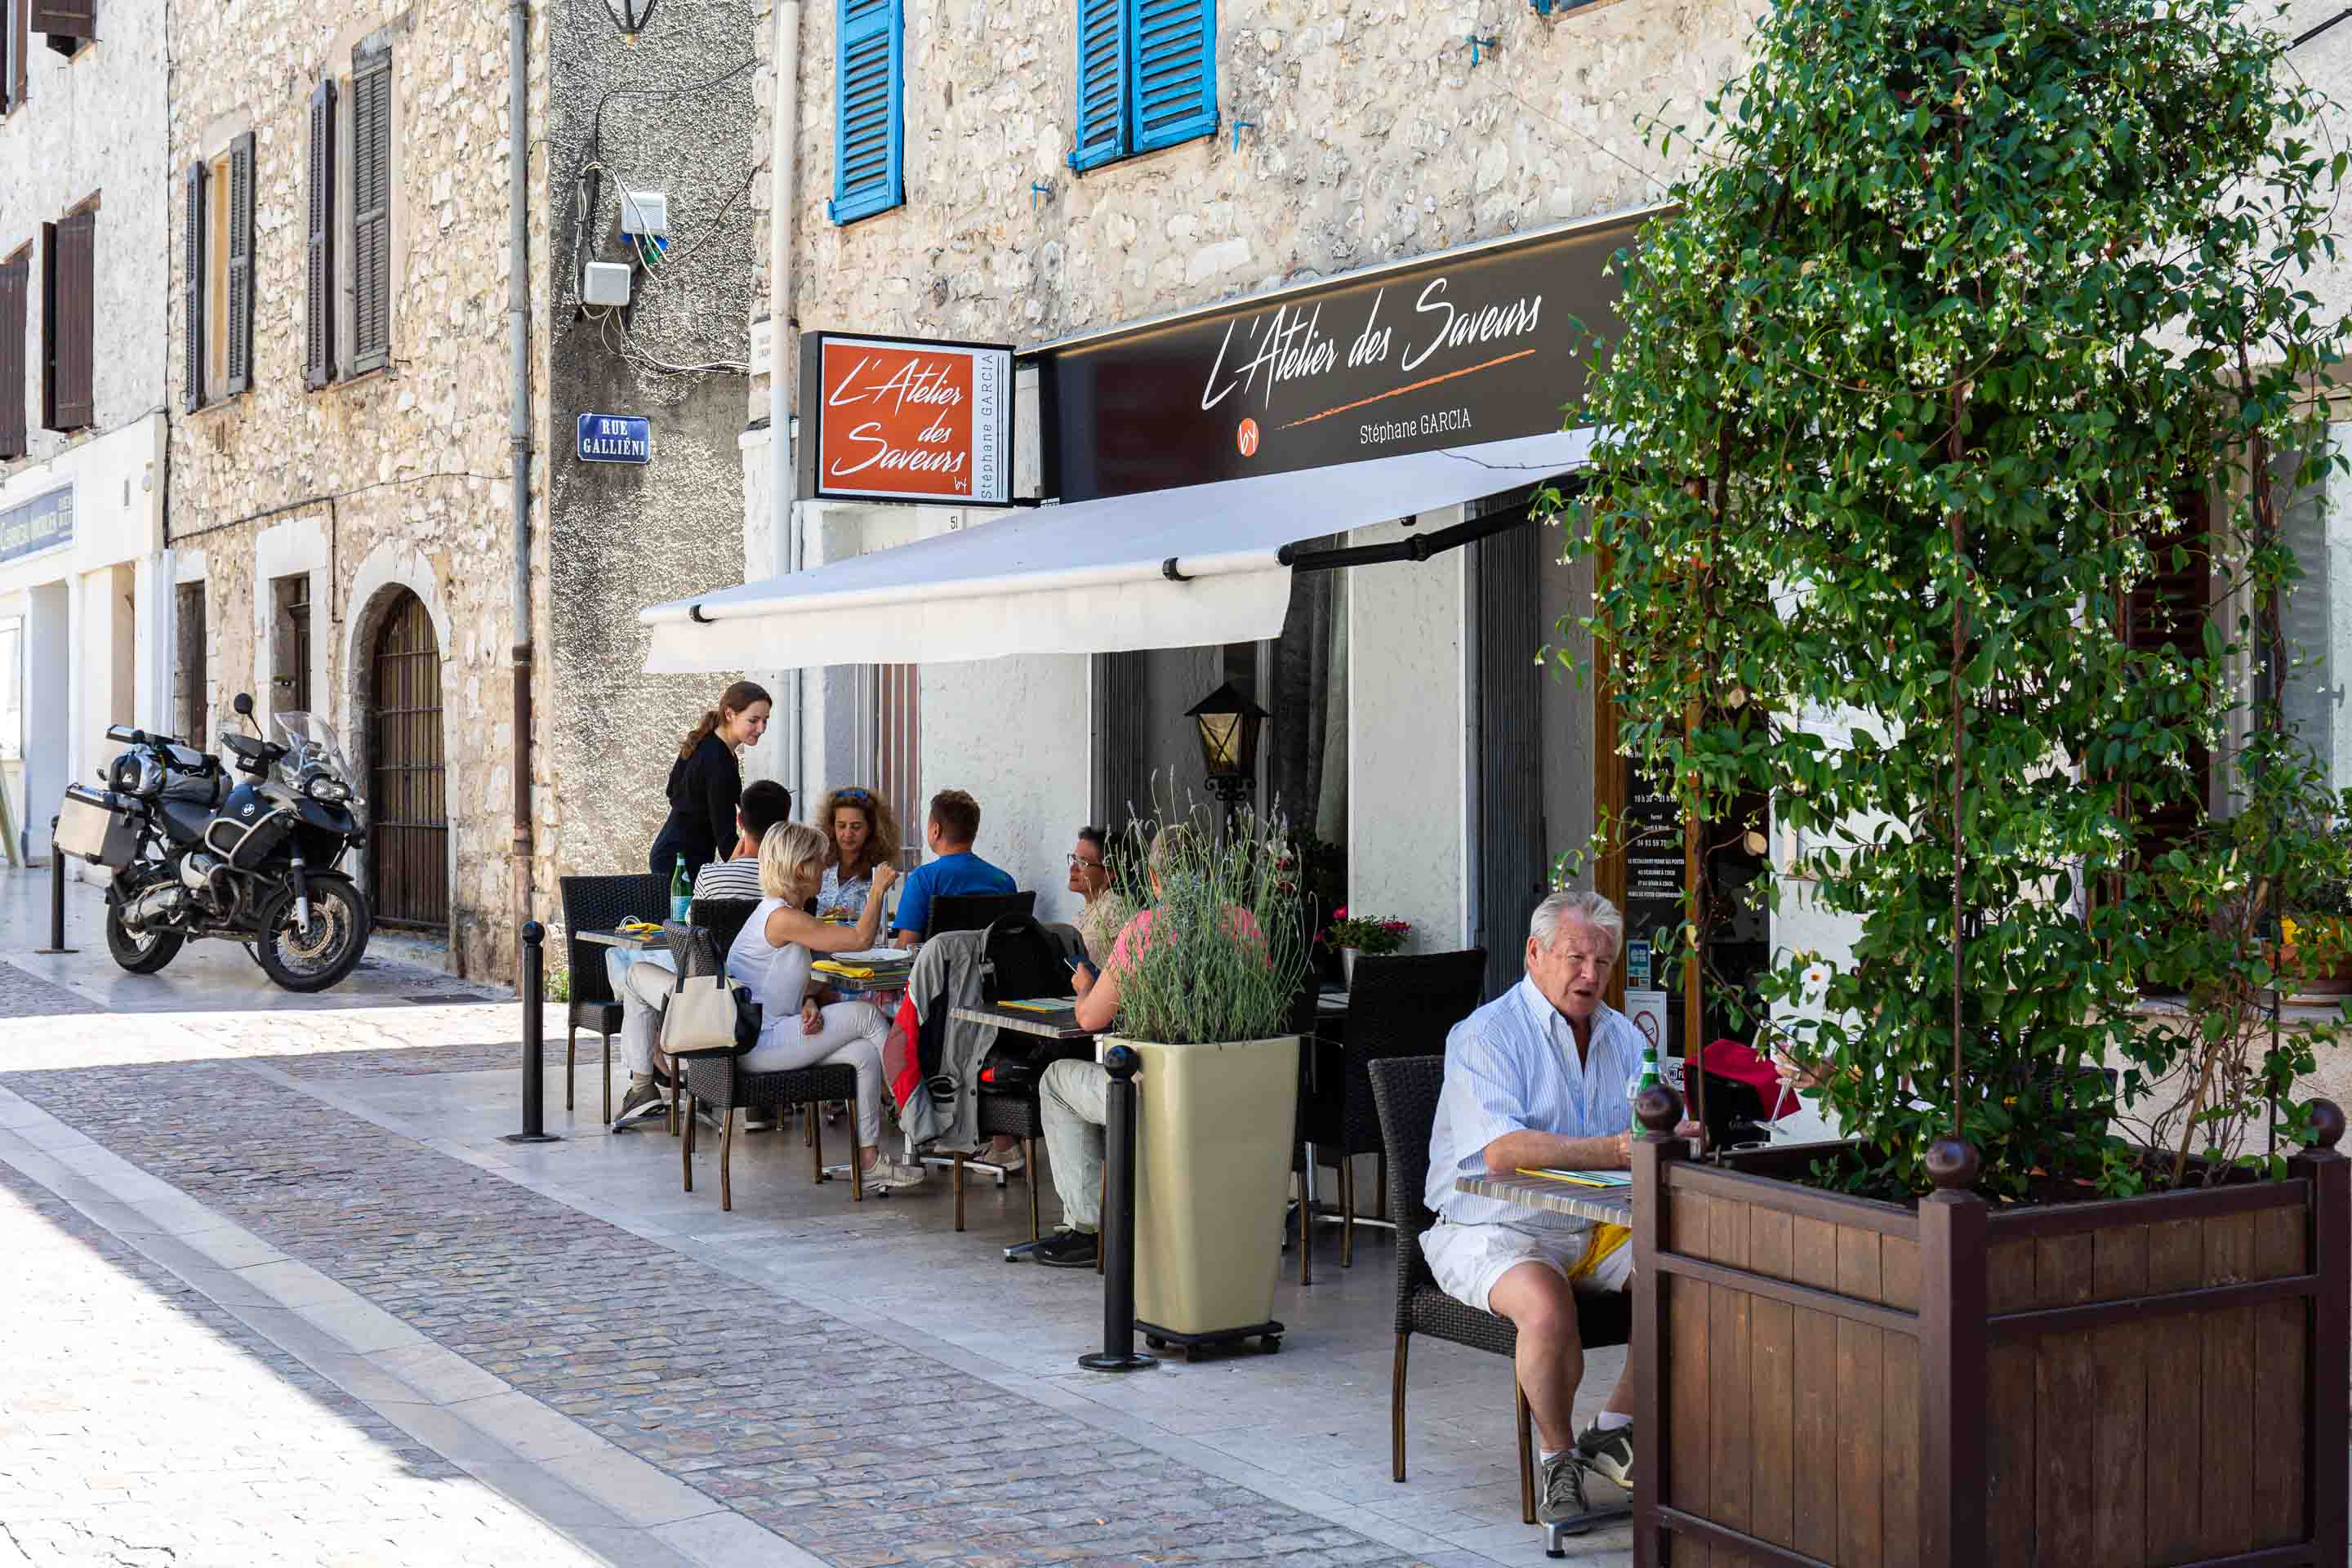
top-left (0, 958), bottom-right (101, 1017)
top-left (261, 1038), bottom-right (563, 1080)
top-left (0, 1157), bottom-right (604, 1568)
top-left (3, 1058), bottom-right (1429, 1568)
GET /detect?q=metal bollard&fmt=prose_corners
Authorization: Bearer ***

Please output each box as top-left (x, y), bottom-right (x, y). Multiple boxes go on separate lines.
top-left (35, 817), bottom-right (77, 955)
top-left (502, 921), bottom-right (561, 1145)
top-left (1079, 1045), bottom-right (1155, 1373)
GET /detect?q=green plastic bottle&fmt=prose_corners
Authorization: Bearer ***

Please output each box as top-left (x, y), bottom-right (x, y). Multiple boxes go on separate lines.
top-left (670, 856), bottom-right (691, 921)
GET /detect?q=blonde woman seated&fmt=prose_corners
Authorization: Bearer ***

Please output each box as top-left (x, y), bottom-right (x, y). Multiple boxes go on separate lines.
top-left (815, 786), bottom-right (901, 920)
top-left (725, 822), bottom-right (927, 1189)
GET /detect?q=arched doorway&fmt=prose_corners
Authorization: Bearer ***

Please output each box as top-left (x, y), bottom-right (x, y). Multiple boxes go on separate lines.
top-left (369, 588), bottom-right (447, 929)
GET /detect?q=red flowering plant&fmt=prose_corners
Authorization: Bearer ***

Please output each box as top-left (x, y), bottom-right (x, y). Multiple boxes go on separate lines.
top-left (1325, 909), bottom-right (1411, 956)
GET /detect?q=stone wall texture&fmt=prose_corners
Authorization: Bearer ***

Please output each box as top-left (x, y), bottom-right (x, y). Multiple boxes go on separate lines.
top-left (0, 0), bottom-right (169, 476)
top-left (165, 0), bottom-right (559, 979)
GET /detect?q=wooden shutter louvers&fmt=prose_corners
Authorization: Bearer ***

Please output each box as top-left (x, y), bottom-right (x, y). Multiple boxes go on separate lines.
top-left (182, 161), bottom-right (205, 411)
top-left (305, 81), bottom-right (336, 389)
top-left (829, 0), bottom-right (902, 224)
top-left (40, 212), bottom-right (92, 432)
top-left (225, 131), bottom-right (253, 396)
top-left (1070, 0), bottom-right (1125, 172)
top-left (0, 251), bottom-right (27, 457)
top-left (351, 44), bottom-right (392, 374)
top-left (30, 0), bottom-right (93, 56)
top-left (1129, 0), bottom-right (1214, 154)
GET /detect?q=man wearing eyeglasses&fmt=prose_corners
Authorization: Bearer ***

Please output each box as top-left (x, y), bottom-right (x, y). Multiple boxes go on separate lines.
top-left (1423, 889), bottom-right (1696, 1526)
top-left (1067, 826), bottom-right (1134, 968)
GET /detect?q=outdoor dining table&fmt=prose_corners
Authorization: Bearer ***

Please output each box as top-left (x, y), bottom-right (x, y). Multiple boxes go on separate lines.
top-left (575, 924), bottom-right (670, 951)
top-left (949, 1001), bottom-right (1097, 1042)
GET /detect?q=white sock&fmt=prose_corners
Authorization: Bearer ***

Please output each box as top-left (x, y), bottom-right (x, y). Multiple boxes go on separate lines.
top-left (1594, 1410), bottom-right (1632, 1432)
top-left (1539, 1446), bottom-right (1566, 1467)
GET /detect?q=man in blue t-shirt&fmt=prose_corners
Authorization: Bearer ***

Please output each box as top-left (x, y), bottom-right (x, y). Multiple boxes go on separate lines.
top-left (890, 788), bottom-right (1018, 947)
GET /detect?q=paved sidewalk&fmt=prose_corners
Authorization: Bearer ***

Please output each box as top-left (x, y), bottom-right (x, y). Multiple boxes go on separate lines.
top-left (0, 1158), bottom-right (605, 1568)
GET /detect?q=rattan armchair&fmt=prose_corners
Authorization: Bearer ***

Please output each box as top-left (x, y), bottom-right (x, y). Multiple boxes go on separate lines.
top-left (557, 872), bottom-right (670, 1121)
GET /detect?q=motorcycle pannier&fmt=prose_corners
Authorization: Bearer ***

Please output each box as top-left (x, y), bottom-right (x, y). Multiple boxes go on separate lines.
top-left (56, 785), bottom-right (140, 870)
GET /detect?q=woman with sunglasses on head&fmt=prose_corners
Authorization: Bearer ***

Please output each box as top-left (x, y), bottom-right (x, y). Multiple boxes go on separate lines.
top-left (814, 786), bottom-right (902, 920)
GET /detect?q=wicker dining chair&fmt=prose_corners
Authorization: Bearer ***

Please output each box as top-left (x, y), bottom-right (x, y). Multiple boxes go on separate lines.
top-left (1298, 949), bottom-right (1484, 1282)
top-left (1366, 1054), bottom-right (1633, 1527)
top-left (557, 872), bottom-right (670, 1121)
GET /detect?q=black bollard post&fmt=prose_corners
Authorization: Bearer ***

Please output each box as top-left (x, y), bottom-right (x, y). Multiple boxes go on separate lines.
top-left (1079, 1045), bottom-right (1155, 1373)
top-left (35, 817), bottom-right (77, 956)
top-left (502, 921), bottom-right (561, 1145)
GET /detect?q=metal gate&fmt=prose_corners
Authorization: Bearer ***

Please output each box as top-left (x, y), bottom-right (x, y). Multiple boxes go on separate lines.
top-left (369, 590), bottom-right (448, 929)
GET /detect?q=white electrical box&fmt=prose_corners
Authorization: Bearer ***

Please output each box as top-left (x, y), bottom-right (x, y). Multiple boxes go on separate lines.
top-left (582, 261), bottom-right (633, 307)
top-left (619, 190), bottom-right (670, 237)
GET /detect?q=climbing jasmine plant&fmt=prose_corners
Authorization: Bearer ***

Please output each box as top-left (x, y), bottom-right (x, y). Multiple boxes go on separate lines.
top-left (1555, 0), bottom-right (2352, 1196)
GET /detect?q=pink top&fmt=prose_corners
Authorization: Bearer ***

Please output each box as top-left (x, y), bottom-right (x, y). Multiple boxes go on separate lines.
top-left (1105, 905), bottom-right (1267, 976)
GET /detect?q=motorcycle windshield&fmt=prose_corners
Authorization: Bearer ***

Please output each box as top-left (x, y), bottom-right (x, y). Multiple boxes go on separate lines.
top-left (273, 711), bottom-right (363, 820)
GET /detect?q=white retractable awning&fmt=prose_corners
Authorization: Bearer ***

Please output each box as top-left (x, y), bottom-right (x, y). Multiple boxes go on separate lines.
top-left (639, 428), bottom-right (1596, 673)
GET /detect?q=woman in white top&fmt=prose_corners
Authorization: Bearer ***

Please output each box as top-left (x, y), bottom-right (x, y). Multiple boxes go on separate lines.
top-left (727, 822), bottom-right (925, 1189)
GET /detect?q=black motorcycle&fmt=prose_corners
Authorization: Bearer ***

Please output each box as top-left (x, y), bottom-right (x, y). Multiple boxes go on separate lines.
top-left (55, 692), bottom-right (373, 992)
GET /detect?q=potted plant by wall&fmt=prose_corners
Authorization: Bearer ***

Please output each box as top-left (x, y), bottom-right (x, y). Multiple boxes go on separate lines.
top-left (1325, 910), bottom-right (1411, 985)
top-left (1560, 1), bottom-right (2352, 1561)
top-left (1105, 806), bottom-right (1312, 1358)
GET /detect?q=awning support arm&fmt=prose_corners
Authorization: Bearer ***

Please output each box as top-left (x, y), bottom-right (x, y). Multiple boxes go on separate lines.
top-left (1276, 471), bottom-right (1592, 574)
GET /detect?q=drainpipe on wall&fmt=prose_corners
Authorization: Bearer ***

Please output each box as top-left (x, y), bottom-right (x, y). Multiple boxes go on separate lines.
top-left (509, 0), bottom-right (536, 939)
top-left (770, 0), bottom-right (803, 802)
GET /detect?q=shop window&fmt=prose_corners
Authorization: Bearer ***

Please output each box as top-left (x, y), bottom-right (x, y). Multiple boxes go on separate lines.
top-left (38, 203), bottom-right (93, 433)
top-left (0, 243), bottom-right (25, 457)
top-left (173, 582), bottom-right (207, 746)
top-left (183, 134), bottom-right (253, 410)
top-left (830, 0), bottom-right (903, 225)
top-left (30, 0), bottom-right (90, 58)
top-left (875, 662), bottom-right (920, 865)
top-left (271, 574), bottom-right (312, 715)
top-left (1069, 0), bottom-right (1217, 173)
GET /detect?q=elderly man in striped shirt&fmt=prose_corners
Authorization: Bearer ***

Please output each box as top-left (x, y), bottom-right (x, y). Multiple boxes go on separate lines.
top-left (1423, 889), bottom-right (1694, 1525)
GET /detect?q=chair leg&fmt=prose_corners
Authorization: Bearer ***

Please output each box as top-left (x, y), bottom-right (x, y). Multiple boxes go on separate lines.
top-left (1302, 1160), bottom-right (1315, 1287)
top-left (1377, 1152), bottom-right (1387, 1221)
top-left (1392, 1332), bottom-right (1410, 1482)
top-left (719, 1107), bottom-right (734, 1213)
top-left (681, 1094), bottom-right (695, 1193)
top-left (1517, 1383), bottom-right (1535, 1526)
top-left (1341, 1156), bottom-right (1356, 1270)
top-left (600, 1031), bottom-right (612, 1124)
top-left (810, 1106), bottom-right (825, 1185)
top-left (849, 1116), bottom-right (862, 1202)
top-left (1025, 1136), bottom-right (1040, 1241)
top-left (564, 1023), bottom-right (577, 1110)
top-left (953, 1152), bottom-right (967, 1232)
top-left (666, 1054), bottom-right (679, 1138)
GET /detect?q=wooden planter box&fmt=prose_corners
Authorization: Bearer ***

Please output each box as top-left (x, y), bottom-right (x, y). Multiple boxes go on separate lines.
top-left (1629, 1125), bottom-right (2349, 1567)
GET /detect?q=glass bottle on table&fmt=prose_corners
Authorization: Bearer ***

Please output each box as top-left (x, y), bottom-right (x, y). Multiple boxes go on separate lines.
top-left (670, 856), bottom-right (691, 922)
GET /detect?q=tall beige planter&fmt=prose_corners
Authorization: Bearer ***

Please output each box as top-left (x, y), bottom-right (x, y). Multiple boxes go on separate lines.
top-left (1117, 1034), bottom-right (1298, 1357)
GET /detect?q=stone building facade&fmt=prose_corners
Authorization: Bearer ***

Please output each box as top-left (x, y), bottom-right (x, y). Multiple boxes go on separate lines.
top-left (163, 0), bottom-right (756, 978)
top-left (0, 0), bottom-right (171, 864)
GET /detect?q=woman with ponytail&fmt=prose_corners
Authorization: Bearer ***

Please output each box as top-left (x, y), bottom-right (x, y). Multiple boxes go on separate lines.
top-left (648, 680), bottom-right (773, 884)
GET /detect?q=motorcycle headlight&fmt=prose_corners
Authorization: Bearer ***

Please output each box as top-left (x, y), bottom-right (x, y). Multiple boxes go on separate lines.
top-left (305, 775), bottom-right (352, 804)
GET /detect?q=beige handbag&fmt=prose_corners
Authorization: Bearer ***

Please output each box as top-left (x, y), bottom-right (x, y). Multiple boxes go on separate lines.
top-left (661, 972), bottom-right (762, 1059)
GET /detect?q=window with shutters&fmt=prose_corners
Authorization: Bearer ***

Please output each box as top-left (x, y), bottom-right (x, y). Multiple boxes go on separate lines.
top-left (304, 79), bottom-right (336, 389)
top-left (2, 0), bottom-right (29, 115)
top-left (348, 41), bottom-right (392, 375)
top-left (0, 245), bottom-right (26, 459)
top-left (39, 205), bottom-right (93, 434)
top-left (830, 0), bottom-right (902, 225)
top-left (1068, 0), bottom-right (1217, 173)
top-left (29, 0), bottom-right (90, 59)
top-left (184, 135), bottom-right (252, 410)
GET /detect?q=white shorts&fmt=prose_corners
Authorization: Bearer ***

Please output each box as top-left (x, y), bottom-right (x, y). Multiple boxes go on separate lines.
top-left (1421, 1218), bottom-right (1635, 1315)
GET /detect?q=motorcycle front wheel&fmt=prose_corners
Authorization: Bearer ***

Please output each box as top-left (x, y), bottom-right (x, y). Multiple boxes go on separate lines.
top-left (253, 875), bottom-right (371, 992)
top-left (105, 903), bottom-right (185, 973)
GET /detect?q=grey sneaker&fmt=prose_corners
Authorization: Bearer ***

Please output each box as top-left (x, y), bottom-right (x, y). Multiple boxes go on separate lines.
top-left (611, 1080), bottom-right (666, 1129)
top-left (1537, 1451), bottom-right (1590, 1526)
top-left (743, 1110), bottom-right (778, 1132)
top-left (1576, 1421), bottom-right (1633, 1488)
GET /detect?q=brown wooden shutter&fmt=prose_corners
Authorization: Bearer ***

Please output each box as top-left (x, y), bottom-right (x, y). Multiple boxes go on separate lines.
top-left (304, 81), bottom-right (336, 389)
top-left (49, 210), bottom-right (93, 430)
top-left (225, 131), bottom-right (253, 395)
top-left (0, 250), bottom-right (27, 458)
top-left (30, 0), bottom-right (92, 56)
top-left (350, 44), bottom-right (391, 374)
top-left (182, 160), bottom-right (204, 410)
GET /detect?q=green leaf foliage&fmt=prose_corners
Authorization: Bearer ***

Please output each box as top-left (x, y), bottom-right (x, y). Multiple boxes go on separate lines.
top-left (1556, 0), bottom-right (2351, 1197)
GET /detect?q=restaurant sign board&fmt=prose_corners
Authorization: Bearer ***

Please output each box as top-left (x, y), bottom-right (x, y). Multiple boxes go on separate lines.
top-left (1036, 206), bottom-right (1657, 503)
top-left (800, 332), bottom-right (1013, 506)
top-left (0, 486), bottom-right (73, 567)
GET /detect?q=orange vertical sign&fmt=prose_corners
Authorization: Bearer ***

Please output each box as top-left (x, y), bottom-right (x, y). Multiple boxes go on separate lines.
top-left (813, 336), bottom-right (1010, 504)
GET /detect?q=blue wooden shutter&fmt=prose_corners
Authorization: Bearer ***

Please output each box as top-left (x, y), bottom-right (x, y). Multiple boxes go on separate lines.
top-left (1068, 0), bottom-right (1126, 172)
top-left (1129, 0), bottom-right (1214, 154)
top-left (830, 0), bottom-right (902, 225)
